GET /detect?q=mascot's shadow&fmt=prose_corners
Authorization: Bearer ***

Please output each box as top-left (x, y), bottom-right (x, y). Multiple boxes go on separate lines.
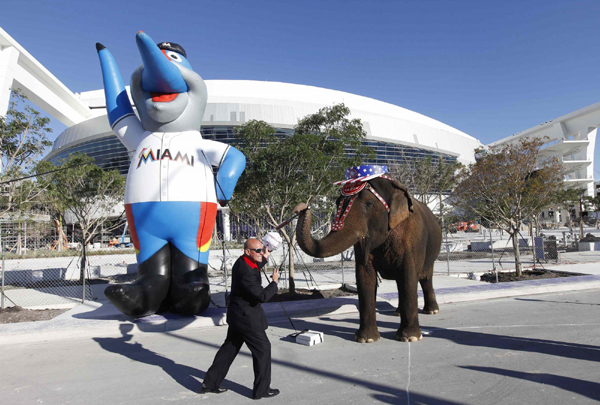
top-left (93, 324), bottom-right (251, 397)
top-left (93, 324), bottom-right (203, 392)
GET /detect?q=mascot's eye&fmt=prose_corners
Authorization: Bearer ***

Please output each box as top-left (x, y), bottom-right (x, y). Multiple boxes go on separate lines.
top-left (166, 51), bottom-right (182, 62)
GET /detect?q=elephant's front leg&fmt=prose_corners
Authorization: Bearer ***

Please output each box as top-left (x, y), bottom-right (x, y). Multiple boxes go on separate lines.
top-left (395, 264), bottom-right (422, 342)
top-left (355, 259), bottom-right (380, 343)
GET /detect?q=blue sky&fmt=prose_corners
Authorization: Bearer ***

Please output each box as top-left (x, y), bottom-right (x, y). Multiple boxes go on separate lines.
top-left (3, 0), bottom-right (600, 174)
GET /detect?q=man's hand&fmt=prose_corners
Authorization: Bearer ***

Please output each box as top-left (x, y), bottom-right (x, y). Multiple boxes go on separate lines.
top-left (262, 246), bottom-right (271, 260)
top-left (272, 268), bottom-right (280, 283)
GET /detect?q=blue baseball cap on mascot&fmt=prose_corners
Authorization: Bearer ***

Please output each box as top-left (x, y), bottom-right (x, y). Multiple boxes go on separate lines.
top-left (157, 41), bottom-right (187, 57)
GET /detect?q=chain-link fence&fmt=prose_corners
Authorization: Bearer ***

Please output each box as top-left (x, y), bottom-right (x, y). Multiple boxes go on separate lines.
top-left (0, 214), bottom-right (135, 309)
top-left (436, 227), bottom-right (558, 277)
top-left (0, 210), bottom-right (585, 310)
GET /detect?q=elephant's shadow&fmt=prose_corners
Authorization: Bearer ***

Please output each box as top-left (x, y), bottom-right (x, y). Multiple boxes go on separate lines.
top-left (275, 300), bottom-right (435, 343)
top-left (315, 315), bottom-right (600, 365)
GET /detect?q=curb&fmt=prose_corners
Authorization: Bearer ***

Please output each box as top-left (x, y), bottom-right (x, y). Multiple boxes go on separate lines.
top-left (379, 274), bottom-right (600, 305)
top-left (1, 275), bottom-right (599, 346)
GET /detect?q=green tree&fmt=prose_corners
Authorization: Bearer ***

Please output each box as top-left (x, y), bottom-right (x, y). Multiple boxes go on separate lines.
top-left (388, 155), bottom-right (463, 232)
top-left (587, 194), bottom-right (600, 229)
top-left (451, 138), bottom-right (563, 276)
top-left (38, 153), bottom-right (125, 281)
top-left (552, 187), bottom-right (581, 234)
top-left (0, 89), bottom-right (53, 254)
top-left (553, 187), bottom-right (594, 238)
top-left (231, 104), bottom-right (373, 293)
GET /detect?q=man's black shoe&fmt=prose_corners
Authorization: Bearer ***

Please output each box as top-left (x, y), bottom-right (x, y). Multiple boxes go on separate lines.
top-left (200, 384), bottom-right (228, 394)
top-left (253, 388), bottom-right (280, 400)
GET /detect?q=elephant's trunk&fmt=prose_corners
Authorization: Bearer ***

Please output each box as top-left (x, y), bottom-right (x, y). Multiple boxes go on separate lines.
top-left (293, 203), bottom-right (361, 258)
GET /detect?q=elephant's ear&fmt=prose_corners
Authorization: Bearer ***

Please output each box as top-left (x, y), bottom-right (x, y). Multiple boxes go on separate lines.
top-left (389, 180), bottom-right (414, 229)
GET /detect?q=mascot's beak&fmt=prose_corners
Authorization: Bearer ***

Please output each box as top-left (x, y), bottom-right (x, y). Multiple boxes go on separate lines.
top-left (136, 31), bottom-right (188, 94)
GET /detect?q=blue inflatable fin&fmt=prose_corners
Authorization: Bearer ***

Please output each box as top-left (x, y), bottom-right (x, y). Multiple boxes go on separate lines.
top-left (96, 43), bottom-right (135, 127)
top-left (215, 147), bottom-right (246, 203)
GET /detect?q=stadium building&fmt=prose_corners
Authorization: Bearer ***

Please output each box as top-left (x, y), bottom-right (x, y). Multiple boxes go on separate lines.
top-left (490, 105), bottom-right (600, 226)
top-left (44, 81), bottom-right (483, 173)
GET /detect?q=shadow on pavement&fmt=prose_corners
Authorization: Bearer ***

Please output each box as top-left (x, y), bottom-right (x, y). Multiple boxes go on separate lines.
top-left (162, 331), bottom-right (465, 404)
top-left (515, 297), bottom-right (600, 306)
top-left (370, 392), bottom-right (464, 405)
top-left (461, 366), bottom-right (600, 402)
top-left (313, 315), bottom-right (600, 364)
top-left (286, 315), bottom-right (600, 401)
top-left (93, 324), bottom-right (252, 397)
top-left (424, 326), bottom-right (600, 363)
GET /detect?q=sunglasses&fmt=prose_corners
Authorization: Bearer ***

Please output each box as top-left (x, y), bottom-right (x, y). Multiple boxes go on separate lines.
top-left (249, 248), bottom-right (264, 253)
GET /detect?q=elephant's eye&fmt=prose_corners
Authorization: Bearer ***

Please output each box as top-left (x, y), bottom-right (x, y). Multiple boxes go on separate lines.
top-left (365, 201), bottom-right (374, 208)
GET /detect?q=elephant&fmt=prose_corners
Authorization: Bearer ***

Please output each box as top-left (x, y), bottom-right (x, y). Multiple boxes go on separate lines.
top-left (293, 169), bottom-right (442, 343)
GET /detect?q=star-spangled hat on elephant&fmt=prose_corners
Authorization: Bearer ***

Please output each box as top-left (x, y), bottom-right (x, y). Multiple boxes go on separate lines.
top-left (333, 164), bottom-right (389, 186)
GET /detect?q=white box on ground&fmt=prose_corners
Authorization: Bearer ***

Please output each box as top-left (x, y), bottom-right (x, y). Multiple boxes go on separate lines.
top-left (295, 330), bottom-right (324, 346)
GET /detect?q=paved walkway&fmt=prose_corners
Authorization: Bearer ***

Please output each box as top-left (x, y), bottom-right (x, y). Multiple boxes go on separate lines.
top-left (3, 289), bottom-right (598, 405)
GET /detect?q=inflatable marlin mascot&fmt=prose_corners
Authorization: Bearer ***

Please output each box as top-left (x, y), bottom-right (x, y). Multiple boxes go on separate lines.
top-left (96, 32), bottom-right (246, 317)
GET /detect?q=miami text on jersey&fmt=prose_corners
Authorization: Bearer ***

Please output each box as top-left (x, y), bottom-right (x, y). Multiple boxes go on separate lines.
top-left (137, 147), bottom-right (195, 168)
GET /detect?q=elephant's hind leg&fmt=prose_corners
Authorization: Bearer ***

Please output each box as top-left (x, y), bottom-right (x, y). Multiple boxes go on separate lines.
top-left (419, 273), bottom-right (439, 315)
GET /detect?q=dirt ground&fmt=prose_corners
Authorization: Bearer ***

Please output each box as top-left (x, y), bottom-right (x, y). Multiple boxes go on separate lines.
top-left (0, 306), bottom-right (69, 324)
top-left (480, 269), bottom-right (574, 283)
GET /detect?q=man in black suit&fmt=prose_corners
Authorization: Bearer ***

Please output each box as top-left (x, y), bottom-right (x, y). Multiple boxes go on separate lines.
top-left (201, 237), bottom-right (280, 400)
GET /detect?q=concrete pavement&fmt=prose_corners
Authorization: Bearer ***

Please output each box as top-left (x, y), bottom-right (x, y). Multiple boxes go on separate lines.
top-left (0, 261), bottom-right (599, 347)
top-left (1, 288), bottom-right (599, 404)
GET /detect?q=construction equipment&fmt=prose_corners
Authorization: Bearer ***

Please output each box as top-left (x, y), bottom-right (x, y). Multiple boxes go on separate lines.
top-left (455, 221), bottom-right (479, 233)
